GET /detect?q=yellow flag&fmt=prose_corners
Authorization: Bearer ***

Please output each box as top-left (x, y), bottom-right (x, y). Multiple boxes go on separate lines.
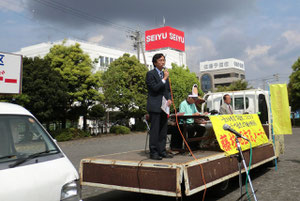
top-left (210, 114), bottom-right (270, 156)
top-left (270, 84), bottom-right (292, 135)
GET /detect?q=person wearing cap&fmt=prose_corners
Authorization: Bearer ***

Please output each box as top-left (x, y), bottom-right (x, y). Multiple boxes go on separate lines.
top-left (172, 85), bottom-right (206, 150)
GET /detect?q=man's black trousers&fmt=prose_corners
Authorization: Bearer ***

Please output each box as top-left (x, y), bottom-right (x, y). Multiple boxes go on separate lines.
top-left (149, 112), bottom-right (168, 155)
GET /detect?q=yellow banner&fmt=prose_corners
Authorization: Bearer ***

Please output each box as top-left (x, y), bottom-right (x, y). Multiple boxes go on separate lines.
top-left (210, 114), bottom-right (270, 155)
top-left (270, 84), bottom-right (292, 135)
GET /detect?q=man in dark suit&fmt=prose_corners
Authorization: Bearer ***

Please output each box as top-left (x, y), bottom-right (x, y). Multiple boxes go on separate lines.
top-left (146, 53), bottom-right (173, 160)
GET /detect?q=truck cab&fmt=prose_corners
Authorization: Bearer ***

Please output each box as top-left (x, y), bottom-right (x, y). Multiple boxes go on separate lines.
top-left (201, 89), bottom-right (270, 124)
top-left (0, 102), bottom-right (82, 201)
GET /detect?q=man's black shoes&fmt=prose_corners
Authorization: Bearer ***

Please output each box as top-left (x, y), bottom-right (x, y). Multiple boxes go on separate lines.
top-left (150, 154), bottom-right (162, 160)
top-left (160, 152), bottom-right (173, 158)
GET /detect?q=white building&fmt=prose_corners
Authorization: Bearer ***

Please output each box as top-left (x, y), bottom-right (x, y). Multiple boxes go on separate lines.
top-left (15, 39), bottom-right (186, 71)
top-left (199, 58), bottom-right (245, 92)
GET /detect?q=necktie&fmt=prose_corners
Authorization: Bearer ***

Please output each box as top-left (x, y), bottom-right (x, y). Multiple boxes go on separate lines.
top-left (160, 71), bottom-right (163, 79)
top-left (228, 105), bottom-right (233, 114)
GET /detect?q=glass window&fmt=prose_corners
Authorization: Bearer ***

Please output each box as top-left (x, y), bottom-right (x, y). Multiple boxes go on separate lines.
top-left (214, 73), bottom-right (231, 79)
top-left (241, 74), bottom-right (245, 79)
top-left (234, 97), bottom-right (249, 110)
top-left (105, 57), bottom-right (109, 66)
top-left (214, 63), bottom-right (218, 68)
top-left (209, 64), bottom-right (213, 69)
top-left (110, 58), bottom-right (113, 64)
top-left (201, 74), bottom-right (212, 92)
top-left (99, 56), bottom-right (104, 67)
top-left (224, 62), bottom-right (229, 67)
top-left (0, 115), bottom-right (59, 164)
top-left (204, 64), bottom-right (208, 69)
top-left (219, 62), bottom-right (223, 67)
top-left (240, 64), bottom-right (244, 68)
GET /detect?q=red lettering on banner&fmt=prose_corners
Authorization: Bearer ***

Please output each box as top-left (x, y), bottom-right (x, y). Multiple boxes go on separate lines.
top-left (0, 77), bottom-right (3, 81)
top-left (243, 129), bottom-right (253, 143)
top-left (5, 79), bottom-right (17, 83)
top-left (220, 134), bottom-right (232, 152)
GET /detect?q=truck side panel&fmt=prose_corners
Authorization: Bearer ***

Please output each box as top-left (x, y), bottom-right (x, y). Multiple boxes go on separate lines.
top-left (81, 161), bottom-right (182, 197)
top-left (184, 144), bottom-right (275, 196)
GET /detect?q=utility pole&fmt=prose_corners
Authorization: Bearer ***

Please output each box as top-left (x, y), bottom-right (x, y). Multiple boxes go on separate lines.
top-left (129, 30), bottom-right (147, 66)
top-left (262, 73), bottom-right (280, 90)
top-left (273, 73), bottom-right (279, 82)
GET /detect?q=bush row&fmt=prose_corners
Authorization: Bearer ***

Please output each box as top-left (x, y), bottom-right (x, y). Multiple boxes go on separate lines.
top-left (50, 123), bottom-right (144, 141)
top-left (110, 125), bottom-right (131, 134)
top-left (50, 128), bottom-right (90, 142)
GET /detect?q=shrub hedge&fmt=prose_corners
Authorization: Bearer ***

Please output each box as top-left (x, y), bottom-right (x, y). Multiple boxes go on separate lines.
top-left (110, 125), bottom-right (131, 134)
top-left (50, 128), bottom-right (91, 142)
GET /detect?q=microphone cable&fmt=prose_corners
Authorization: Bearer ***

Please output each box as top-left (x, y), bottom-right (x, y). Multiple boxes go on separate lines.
top-left (168, 75), bottom-right (207, 201)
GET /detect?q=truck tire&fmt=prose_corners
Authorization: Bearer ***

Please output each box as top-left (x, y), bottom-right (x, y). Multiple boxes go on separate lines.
top-left (214, 179), bottom-right (231, 197)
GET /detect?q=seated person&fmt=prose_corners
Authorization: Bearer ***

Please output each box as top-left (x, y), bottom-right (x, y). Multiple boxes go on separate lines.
top-left (220, 94), bottom-right (234, 114)
top-left (170, 91), bottom-right (206, 150)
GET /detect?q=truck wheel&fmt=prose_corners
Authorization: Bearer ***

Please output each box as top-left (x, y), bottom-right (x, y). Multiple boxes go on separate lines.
top-left (267, 158), bottom-right (279, 167)
top-left (214, 179), bottom-right (231, 197)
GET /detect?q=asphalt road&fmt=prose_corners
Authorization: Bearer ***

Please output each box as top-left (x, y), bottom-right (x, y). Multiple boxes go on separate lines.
top-left (58, 128), bottom-right (300, 201)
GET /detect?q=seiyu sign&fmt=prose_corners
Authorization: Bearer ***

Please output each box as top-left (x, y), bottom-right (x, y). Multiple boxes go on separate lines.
top-left (0, 52), bottom-right (22, 94)
top-left (145, 26), bottom-right (185, 51)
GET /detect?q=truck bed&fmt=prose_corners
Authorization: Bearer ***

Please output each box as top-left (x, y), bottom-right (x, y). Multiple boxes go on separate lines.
top-left (80, 143), bottom-right (275, 197)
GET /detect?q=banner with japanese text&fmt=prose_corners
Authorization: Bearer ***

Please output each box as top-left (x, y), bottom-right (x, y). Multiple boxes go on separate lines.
top-left (210, 114), bottom-right (270, 155)
top-left (270, 84), bottom-right (292, 135)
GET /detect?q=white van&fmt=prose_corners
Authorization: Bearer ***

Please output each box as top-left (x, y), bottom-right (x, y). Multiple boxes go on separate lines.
top-left (0, 102), bottom-right (82, 201)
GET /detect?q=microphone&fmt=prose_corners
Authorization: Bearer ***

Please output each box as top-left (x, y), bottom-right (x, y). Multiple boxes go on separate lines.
top-left (223, 124), bottom-right (249, 141)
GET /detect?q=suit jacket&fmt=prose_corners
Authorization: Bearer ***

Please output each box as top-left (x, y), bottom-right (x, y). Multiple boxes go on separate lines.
top-left (146, 69), bottom-right (171, 113)
top-left (220, 103), bottom-right (233, 115)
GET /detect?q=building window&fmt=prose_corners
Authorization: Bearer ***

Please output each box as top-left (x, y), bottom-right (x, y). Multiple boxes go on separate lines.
top-left (214, 73), bottom-right (231, 79)
top-left (209, 64), bottom-right (213, 69)
top-left (204, 64), bottom-right (208, 69)
top-left (234, 62), bottom-right (238, 67)
top-left (219, 62), bottom-right (223, 67)
top-left (110, 58), bottom-right (114, 64)
top-left (224, 62), bottom-right (229, 67)
top-left (240, 63), bottom-right (244, 68)
top-left (105, 57), bottom-right (109, 66)
top-left (235, 73), bottom-right (239, 78)
top-left (99, 56), bottom-right (104, 67)
top-left (214, 63), bottom-right (218, 68)
top-left (240, 74), bottom-right (245, 79)
top-left (215, 83), bottom-right (231, 88)
top-left (201, 74), bottom-right (212, 92)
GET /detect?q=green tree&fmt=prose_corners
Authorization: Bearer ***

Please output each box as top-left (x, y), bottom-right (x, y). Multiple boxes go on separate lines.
top-left (102, 53), bottom-right (148, 120)
top-left (168, 64), bottom-right (202, 110)
top-left (45, 41), bottom-right (103, 130)
top-left (15, 57), bottom-right (68, 129)
top-left (216, 80), bottom-right (252, 92)
top-left (288, 57), bottom-right (300, 110)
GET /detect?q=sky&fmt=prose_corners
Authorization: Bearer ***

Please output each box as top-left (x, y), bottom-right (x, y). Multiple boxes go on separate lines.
top-left (1, 0), bottom-right (300, 89)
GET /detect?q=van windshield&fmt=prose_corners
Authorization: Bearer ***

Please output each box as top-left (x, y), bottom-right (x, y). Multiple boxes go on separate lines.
top-left (0, 115), bottom-right (59, 163)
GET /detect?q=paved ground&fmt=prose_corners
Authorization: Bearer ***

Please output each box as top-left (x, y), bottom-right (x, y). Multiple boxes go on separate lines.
top-left (58, 128), bottom-right (300, 201)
